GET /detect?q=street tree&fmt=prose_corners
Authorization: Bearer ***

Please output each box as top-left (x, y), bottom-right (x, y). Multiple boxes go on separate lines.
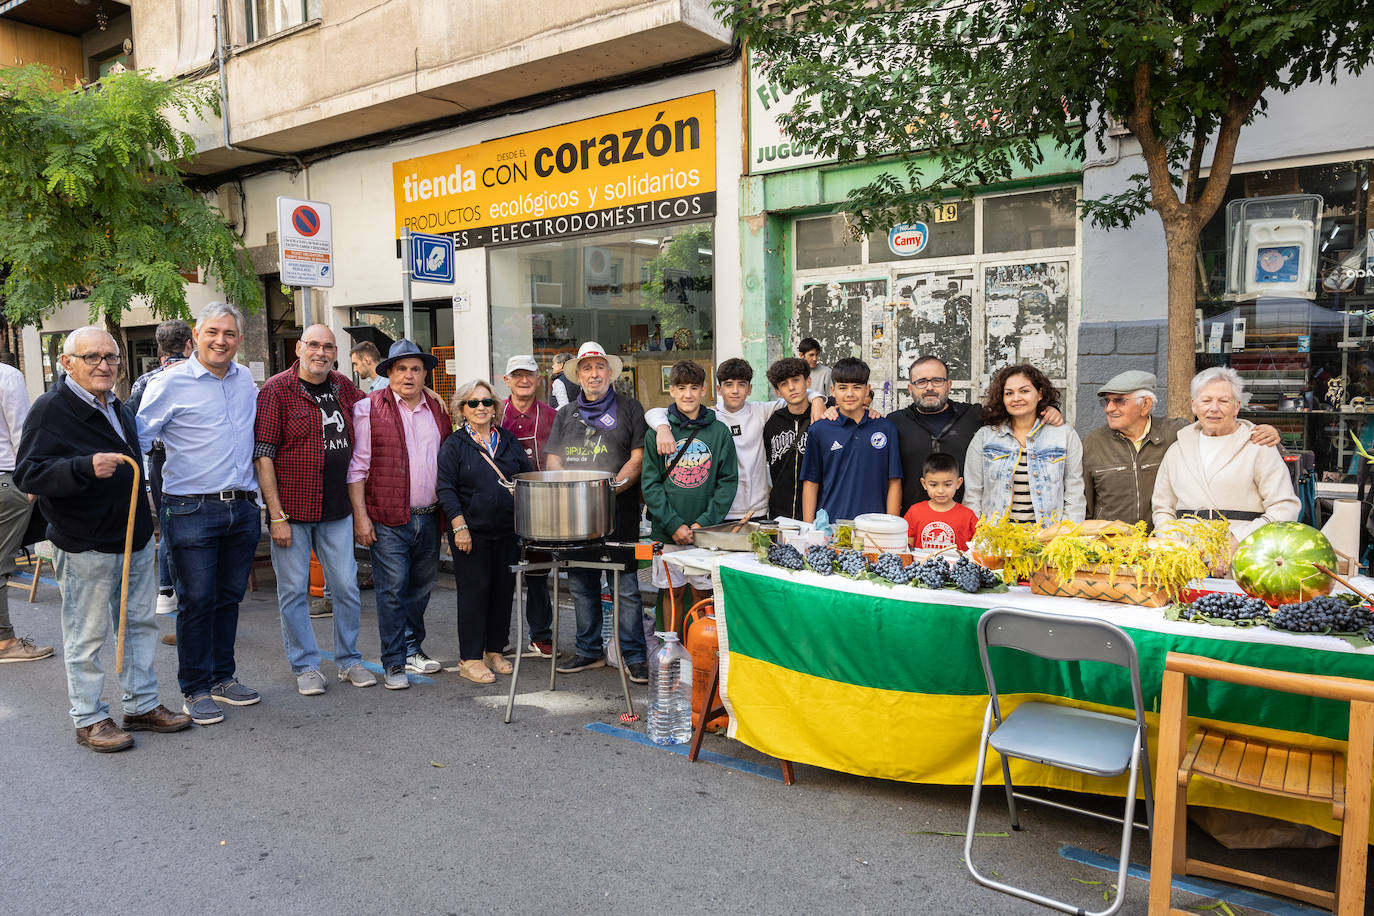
top-left (716, 0), bottom-right (1374, 413)
top-left (0, 65), bottom-right (261, 367)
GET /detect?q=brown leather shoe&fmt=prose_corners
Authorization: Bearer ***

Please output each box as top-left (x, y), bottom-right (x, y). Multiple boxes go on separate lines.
top-left (123, 704), bottom-right (192, 733)
top-left (75, 718), bottom-right (134, 753)
top-left (161, 632), bottom-right (177, 646)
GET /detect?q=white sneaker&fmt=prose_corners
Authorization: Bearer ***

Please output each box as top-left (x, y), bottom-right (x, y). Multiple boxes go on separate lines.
top-left (405, 652), bottom-right (440, 674)
top-left (155, 592), bottom-right (178, 615)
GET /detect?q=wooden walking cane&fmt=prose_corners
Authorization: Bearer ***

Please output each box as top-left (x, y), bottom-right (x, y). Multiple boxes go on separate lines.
top-left (113, 453), bottom-right (142, 675)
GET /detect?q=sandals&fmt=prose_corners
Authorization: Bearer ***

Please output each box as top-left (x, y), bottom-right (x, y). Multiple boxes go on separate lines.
top-left (457, 659), bottom-right (496, 684)
top-left (484, 652), bottom-right (514, 676)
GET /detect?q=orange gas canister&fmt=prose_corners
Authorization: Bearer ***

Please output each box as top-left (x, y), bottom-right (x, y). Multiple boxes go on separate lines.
top-left (308, 552), bottom-right (325, 598)
top-left (683, 601), bottom-right (729, 732)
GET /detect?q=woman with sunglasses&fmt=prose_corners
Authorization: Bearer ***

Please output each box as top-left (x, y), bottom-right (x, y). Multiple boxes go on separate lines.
top-left (436, 380), bottom-right (533, 684)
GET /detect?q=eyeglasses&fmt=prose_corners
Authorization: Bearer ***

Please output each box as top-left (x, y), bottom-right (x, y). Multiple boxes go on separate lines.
top-left (911, 377), bottom-right (949, 388)
top-left (1100, 395), bottom-right (1145, 408)
top-left (301, 341), bottom-right (337, 352)
top-left (72, 353), bottom-right (121, 367)
top-left (463, 398), bottom-right (496, 408)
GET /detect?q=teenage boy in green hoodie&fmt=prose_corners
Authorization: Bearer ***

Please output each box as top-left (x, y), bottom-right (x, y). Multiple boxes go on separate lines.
top-left (641, 360), bottom-right (738, 623)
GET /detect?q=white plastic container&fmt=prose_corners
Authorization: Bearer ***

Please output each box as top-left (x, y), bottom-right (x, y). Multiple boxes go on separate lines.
top-left (854, 513), bottom-right (909, 551)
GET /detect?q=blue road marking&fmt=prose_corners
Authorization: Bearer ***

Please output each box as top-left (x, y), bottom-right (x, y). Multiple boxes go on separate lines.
top-left (584, 721), bottom-right (785, 782)
top-left (316, 649), bottom-right (434, 686)
top-left (10, 570), bottom-right (58, 588)
top-left (1058, 845), bottom-right (1327, 915)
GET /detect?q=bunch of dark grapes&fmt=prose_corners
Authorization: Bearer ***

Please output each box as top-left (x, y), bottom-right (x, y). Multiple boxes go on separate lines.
top-left (835, 549), bottom-right (868, 577)
top-left (1271, 594), bottom-right (1374, 634)
top-left (806, 545), bottom-right (837, 576)
top-left (950, 556), bottom-right (986, 593)
top-left (1188, 592), bottom-right (1271, 622)
top-left (766, 543), bottom-right (805, 571)
top-left (1270, 595), bottom-right (1357, 633)
top-left (872, 553), bottom-right (916, 584)
top-left (914, 558), bottom-right (950, 589)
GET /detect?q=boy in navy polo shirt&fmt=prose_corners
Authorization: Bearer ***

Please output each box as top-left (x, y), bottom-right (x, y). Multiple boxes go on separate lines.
top-left (800, 358), bottom-right (902, 522)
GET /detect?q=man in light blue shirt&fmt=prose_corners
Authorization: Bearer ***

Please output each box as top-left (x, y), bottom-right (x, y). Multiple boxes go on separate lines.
top-left (137, 302), bottom-right (262, 727)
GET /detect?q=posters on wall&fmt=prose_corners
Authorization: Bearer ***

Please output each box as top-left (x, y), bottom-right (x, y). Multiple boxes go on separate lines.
top-left (982, 261), bottom-right (1070, 383)
top-left (790, 261), bottom-right (1071, 412)
top-left (893, 270), bottom-right (974, 381)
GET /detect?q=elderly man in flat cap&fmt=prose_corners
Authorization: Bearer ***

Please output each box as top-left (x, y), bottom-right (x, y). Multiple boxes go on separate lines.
top-left (1081, 370), bottom-right (1280, 526)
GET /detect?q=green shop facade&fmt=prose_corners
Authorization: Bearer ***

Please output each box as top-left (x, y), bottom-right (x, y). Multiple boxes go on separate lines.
top-left (738, 64), bottom-right (1086, 419)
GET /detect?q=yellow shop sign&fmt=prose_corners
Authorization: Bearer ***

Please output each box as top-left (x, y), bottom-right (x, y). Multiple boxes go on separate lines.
top-left (392, 92), bottom-right (716, 249)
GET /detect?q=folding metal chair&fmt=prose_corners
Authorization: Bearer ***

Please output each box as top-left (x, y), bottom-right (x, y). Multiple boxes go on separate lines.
top-left (964, 607), bottom-right (1154, 916)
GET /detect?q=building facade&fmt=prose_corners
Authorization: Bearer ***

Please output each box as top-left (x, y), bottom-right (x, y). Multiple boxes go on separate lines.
top-left (26, 0), bottom-right (739, 408)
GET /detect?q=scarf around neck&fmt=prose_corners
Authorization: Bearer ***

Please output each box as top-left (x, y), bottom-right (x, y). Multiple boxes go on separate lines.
top-left (669, 402), bottom-right (712, 430)
top-left (577, 387), bottom-right (618, 431)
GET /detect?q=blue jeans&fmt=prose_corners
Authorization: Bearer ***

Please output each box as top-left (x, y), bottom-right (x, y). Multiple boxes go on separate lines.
top-left (163, 495), bottom-right (261, 697)
top-left (369, 514), bottom-right (439, 670)
top-left (55, 541), bottom-right (159, 727)
top-left (567, 566), bottom-right (647, 665)
top-left (270, 516), bottom-right (361, 674)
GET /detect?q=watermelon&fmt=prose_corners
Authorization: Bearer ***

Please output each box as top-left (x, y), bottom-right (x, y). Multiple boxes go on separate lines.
top-left (1231, 522), bottom-right (1337, 605)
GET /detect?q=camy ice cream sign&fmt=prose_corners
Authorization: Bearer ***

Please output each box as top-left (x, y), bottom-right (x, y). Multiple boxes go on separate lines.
top-left (392, 92), bottom-right (716, 249)
top-left (887, 222), bottom-right (929, 257)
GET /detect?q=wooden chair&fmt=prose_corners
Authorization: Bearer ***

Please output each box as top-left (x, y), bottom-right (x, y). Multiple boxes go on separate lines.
top-left (1149, 651), bottom-right (1374, 915)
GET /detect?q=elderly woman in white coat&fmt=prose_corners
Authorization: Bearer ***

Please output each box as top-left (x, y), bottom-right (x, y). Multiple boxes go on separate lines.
top-left (1151, 367), bottom-right (1300, 541)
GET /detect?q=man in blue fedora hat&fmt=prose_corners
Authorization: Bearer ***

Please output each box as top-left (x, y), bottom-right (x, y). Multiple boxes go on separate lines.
top-left (346, 339), bottom-right (452, 689)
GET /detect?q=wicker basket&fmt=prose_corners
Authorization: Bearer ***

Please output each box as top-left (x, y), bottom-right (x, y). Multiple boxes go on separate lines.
top-left (1028, 566), bottom-right (1169, 607)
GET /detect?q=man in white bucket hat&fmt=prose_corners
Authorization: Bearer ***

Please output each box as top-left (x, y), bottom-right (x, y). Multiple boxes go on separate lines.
top-left (542, 342), bottom-right (650, 684)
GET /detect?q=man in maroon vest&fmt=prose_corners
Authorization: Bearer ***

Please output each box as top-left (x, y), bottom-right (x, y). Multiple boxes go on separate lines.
top-left (346, 340), bottom-right (451, 690)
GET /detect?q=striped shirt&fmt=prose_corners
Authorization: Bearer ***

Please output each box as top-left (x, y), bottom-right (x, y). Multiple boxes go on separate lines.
top-left (1009, 451), bottom-right (1036, 523)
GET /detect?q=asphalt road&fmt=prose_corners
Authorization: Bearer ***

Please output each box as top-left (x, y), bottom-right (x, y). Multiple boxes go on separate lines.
top-left (0, 566), bottom-right (1357, 916)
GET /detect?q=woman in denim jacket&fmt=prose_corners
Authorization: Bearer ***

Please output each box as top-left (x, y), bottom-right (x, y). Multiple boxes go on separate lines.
top-left (963, 364), bottom-right (1085, 525)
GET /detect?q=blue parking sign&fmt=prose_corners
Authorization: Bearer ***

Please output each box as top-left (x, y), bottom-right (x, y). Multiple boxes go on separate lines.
top-left (411, 232), bottom-right (455, 283)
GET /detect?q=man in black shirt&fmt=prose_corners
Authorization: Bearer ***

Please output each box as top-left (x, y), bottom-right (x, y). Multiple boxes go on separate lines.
top-left (543, 341), bottom-right (650, 684)
top-left (255, 325), bottom-right (375, 696)
top-left (763, 357), bottom-right (815, 520)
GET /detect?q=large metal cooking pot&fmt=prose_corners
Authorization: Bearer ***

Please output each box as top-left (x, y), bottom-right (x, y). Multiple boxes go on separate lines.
top-left (508, 470), bottom-right (620, 545)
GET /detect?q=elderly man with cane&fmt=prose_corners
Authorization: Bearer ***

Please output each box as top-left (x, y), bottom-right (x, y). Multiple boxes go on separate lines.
top-left (16, 326), bottom-right (190, 752)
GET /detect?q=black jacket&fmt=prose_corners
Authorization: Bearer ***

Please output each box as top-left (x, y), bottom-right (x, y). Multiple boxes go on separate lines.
top-left (436, 426), bottom-right (534, 539)
top-left (888, 400), bottom-right (984, 512)
top-left (15, 382), bottom-right (154, 554)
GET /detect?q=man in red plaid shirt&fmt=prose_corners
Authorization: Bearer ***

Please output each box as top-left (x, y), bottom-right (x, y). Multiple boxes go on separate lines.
top-left (254, 325), bottom-right (375, 696)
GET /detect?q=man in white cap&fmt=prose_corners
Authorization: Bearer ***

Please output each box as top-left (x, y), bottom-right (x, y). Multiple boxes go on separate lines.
top-left (499, 354), bottom-right (558, 658)
top-left (1082, 369), bottom-right (1280, 525)
top-left (542, 341), bottom-right (650, 684)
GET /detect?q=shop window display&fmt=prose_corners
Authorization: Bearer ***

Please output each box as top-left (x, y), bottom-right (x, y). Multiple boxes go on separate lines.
top-left (488, 222), bottom-right (714, 409)
top-left (1193, 160), bottom-right (1374, 483)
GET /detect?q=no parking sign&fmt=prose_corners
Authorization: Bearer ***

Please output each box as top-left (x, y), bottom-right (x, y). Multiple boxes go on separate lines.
top-left (277, 197), bottom-right (334, 287)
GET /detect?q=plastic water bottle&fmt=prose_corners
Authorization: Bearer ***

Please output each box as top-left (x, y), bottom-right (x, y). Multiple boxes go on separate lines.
top-left (601, 593), bottom-right (620, 668)
top-left (647, 631), bottom-right (693, 745)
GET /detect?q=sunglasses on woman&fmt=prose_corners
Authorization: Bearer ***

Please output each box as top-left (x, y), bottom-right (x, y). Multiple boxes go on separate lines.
top-left (464, 398), bottom-right (496, 408)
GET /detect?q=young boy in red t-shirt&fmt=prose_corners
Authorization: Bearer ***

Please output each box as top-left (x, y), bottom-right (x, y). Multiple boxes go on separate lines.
top-left (903, 452), bottom-right (979, 550)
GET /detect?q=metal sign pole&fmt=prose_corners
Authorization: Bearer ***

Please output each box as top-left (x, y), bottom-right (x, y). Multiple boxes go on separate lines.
top-left (402, 227), bottom-right (415, 342)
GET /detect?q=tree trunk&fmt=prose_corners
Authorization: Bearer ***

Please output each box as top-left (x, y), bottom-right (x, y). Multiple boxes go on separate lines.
top-left (1163, 221), bottom-right (1198, 418)
top-left (103, 311), bottom-right (132, 400)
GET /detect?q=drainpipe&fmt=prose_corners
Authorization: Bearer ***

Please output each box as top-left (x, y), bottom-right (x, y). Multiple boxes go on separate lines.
top-left (214, 0), bottom-right (315, 325)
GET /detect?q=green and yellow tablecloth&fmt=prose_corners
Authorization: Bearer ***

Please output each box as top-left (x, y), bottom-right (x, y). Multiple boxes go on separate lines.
top-left (710, 555), bottom-right (1374, 837)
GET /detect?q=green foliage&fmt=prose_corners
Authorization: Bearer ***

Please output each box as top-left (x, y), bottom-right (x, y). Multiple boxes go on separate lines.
top-left (640, 225), bottom-right (713, 336)
top-left (716, 0), bottom-right (1374, 235)
top-left (0, 66), bottom-right (262, 326)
